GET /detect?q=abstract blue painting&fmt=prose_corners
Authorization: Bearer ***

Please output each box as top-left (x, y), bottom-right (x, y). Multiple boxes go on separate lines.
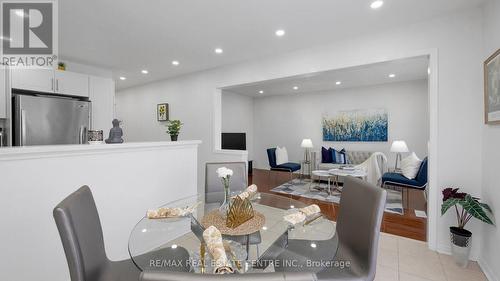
top-left (323, 109), bottom-right (388, 142)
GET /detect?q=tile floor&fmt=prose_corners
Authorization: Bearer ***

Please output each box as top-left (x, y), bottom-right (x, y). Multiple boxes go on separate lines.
top-left (376, 233), bottom-right (487, 281)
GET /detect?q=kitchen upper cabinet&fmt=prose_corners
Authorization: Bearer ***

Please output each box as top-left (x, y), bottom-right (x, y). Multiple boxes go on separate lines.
top-left (11, 69), bottom-right (54, 93)
top-left (55, 70), bottom-right (89, 97)
top-left (0, 68), bottom-right (6, 118)
top-left (89, 76), bottom-right (115, 131)
top-left (11, 69), bottom-right (89, 97)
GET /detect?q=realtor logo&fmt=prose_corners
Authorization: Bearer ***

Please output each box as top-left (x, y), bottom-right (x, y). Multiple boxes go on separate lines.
top-left (1, 1), bottom-right (58, 68)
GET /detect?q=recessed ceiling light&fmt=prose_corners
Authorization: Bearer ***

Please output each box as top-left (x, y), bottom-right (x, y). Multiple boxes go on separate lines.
top-left (262, 226), bottom-right (268, 230)
top-left (336, 81), bottom-right (342, 85)
top-left (293, 86), bottom-right (299, 90)
top-left (141, 70), bottom-right (148, 74)
top-left (370, 0), bottom-right (384, 9)
top-left (275, 29), bottom-right (286, 37)
top-left (172, 60), bottom-right (180, 66)
top-left (388, 73), bottom-right (396, 78)
top-left (171, 244), bottom-right (178, 249)
top-left (215, 48), bottom-right (223, 54)
top-left (310, 243), bottom-right (317, 248)
top-left (119, 76), bottom-right (126, 81)
top-left (258, 90), bottom-right (264, 94)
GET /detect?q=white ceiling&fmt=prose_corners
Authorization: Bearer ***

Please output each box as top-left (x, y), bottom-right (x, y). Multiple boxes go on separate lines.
top-left (58, 0), bottom-right (484, 90)
top-left (222, 56), bottom-right (429, 96)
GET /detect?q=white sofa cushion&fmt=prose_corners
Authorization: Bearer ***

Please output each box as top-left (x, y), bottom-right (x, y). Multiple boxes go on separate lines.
top-left (401, 152), bottom-right (422, 179)
top-left (276, 146), bottom-right (289, 165)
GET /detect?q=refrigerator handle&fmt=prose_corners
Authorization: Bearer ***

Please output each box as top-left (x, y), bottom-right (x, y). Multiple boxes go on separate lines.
top-left (79, 126), bottom-right (87, 144)
top-left (21, 110), bottom-right (26, 146)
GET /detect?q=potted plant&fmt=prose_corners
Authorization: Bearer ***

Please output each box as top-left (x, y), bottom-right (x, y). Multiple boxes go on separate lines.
top-left (441, 188), bottom-right (494, 267)
top-left (166, 120), bottom-right (183, 141)
top-left (58, 62), bottom-right (66, 71)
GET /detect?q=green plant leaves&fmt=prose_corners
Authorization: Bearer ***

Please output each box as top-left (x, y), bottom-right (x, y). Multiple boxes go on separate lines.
top-left (441, 198), bottom-right (461, 216)
top-left (459, 195), bottom-right (494, 225)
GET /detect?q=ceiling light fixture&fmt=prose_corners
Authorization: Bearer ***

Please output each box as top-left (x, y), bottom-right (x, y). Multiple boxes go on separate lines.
top-left (370, 0), bottom-right (384, 9)
top-left (336, 81), bottom-right (342, 85)
top-left (388, 73), bottom-right (396, 78)
top-left (293, 86), bottom-right (299, 90)
top-left (275, 29), bottom-right (286, 37)
top-left (215, 48), bottom-right (223, 54)
top-left (172, 60), bottom-right (180, 66)
top-left (141, 70), bottom-right (148, 74)
top-left (119, 76), bottom-right (126, 81)
top-left (258, 90), bottom-right (264, 94)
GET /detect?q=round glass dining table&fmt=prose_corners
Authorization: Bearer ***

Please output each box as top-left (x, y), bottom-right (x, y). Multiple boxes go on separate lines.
top-left (128, 191), bottom-right (338, 274)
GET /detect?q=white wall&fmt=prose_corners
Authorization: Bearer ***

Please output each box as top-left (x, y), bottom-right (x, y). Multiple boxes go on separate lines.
top-left (480, 0), bottom-right (500, 280)
top-left (252, 80), bottom-right (429, 169)
top-left (116, 8), bottom-right (485, 260)
top-left (221, 91), bottom-right (254, 160)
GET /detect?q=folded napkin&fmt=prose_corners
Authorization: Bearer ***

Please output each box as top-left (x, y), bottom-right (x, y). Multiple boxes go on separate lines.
top-left (203, 226), bottom-right (234, 274)
top-left (147, 202), bottom-right (200, 219)
top-left (284, 204), bottom-right (321, 225)
top-left (235, 184), bottom-right (258, 200)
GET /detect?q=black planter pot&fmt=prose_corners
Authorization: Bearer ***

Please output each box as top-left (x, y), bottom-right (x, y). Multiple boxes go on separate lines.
top-left (449, 226), bottom-right (472, 268)
top-left (170, 135), bottom-right (178, 141)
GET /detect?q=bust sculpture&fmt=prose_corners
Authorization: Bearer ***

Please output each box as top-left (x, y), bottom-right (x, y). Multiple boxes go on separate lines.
top-left (105, 119), bottom-right (124, 144)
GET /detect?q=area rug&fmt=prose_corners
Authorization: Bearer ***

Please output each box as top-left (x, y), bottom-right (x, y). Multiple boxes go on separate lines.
top-left (271, 180), bottom-right (404, 215)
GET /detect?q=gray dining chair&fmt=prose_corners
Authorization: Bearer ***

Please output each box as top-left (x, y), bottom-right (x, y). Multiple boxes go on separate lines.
top-left (316, 177), bottom-right (387, 281)
top-left (53, 186), bottom-right (190, 281)
top-left (139, 271), bottom-right (317, 281)
top-left (203, 161), bottom-right (261, 257)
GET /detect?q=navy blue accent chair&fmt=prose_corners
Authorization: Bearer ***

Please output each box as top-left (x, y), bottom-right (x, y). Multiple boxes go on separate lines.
top-left (382, 157), bottom-right (428, 207)
top-left (267, 148), bottom-right (301, 185)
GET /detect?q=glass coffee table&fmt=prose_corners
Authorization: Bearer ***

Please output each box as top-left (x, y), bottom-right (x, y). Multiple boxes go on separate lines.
top-left (328, 168), bottom-right (367, 193)
top-left (128, 192), bottom-right (338, 275)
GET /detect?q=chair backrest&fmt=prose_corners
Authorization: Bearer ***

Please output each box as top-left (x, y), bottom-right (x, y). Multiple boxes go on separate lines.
top-left (267, 148), bottom-right (277, 168)
top-left (205, 162), bottom-right (247, 202)
top-left (140, 271), bottom-right (317, 281)
top-left (53, 186), bottom-right (108, 281)
top-left (336, 177), bottom-right (387, 280)
top-left (416, 157), bottom-right (428, 185)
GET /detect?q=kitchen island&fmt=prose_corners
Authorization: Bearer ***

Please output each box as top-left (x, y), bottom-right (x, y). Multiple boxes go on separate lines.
top-left (0, 141), bottom-right (201, 281)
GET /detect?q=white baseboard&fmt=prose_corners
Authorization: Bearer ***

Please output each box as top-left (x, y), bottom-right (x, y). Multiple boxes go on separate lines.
top-left (478, 259), bottom-right (498, 281)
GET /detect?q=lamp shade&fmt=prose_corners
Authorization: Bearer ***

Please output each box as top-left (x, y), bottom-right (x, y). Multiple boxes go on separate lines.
top-left (390, 140), bottom-right (409, 153)
top-left (301, 139), bottom-right (314, 148)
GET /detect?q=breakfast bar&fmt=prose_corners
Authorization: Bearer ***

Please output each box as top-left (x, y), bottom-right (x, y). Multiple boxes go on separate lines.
top-left (0, 141), bottom-right (201, 281)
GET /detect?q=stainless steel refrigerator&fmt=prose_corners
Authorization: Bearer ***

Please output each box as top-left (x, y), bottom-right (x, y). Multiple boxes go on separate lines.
top-left (13, 93), bottom-right (90, 146)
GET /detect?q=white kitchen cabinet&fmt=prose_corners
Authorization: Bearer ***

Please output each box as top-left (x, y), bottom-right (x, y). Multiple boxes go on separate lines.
top-left (89, 76), bottom-right (115, 131)
top-left (55, 70), bottom-right (89, 97)
top-left (0, 68), bottom-right (6, 118)
top-left (11, 68), bottom-right (54, 93)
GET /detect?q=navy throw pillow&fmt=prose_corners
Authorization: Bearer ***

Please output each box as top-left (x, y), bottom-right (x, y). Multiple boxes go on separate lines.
top-left (332, 148), bottom-right (347, 164)
top-left (321, 147), bottom-right (333, 163)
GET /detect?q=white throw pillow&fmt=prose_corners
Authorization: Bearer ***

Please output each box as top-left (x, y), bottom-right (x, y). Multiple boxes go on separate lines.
top-left (275, 146), bottom-right (289, 165)
top-left (401, 152), bottom-right (422, 179)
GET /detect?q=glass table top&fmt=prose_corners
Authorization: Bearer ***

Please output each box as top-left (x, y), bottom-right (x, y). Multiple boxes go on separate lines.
top-left (128, 191), bottom-right (338, 274)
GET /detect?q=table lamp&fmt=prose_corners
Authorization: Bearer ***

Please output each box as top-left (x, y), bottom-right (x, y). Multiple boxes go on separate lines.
top-left (390, 140), bottom-right (409, 171)
top-left (301, 139), bottom-right (314, 163)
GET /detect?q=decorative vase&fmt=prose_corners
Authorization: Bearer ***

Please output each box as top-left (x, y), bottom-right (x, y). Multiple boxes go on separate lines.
top-left (219, 183), bottom-right (231, 217)
top-left (170, 135), bottom-right (178, 141)
top-left (449, 226), bottom-right (472, 268)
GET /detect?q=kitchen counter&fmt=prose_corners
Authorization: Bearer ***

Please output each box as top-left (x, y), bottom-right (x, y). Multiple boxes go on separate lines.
top-left (0, 140), bottom-right (201, 281)
top-left (0, 140), bottom-right (202, 160)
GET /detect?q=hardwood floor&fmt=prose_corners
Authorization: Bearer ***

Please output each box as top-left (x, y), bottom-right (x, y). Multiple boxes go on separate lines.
top-left (249, 168), bottom-right (427, 241)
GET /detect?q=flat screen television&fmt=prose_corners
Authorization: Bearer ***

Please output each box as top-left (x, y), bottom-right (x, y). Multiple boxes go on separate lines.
top-left (221, 133), bottom-right (246, 150)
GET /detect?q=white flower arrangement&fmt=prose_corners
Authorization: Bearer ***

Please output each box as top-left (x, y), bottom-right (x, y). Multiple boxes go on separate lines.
top-left (216, 167), bottom-right (233, 179)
